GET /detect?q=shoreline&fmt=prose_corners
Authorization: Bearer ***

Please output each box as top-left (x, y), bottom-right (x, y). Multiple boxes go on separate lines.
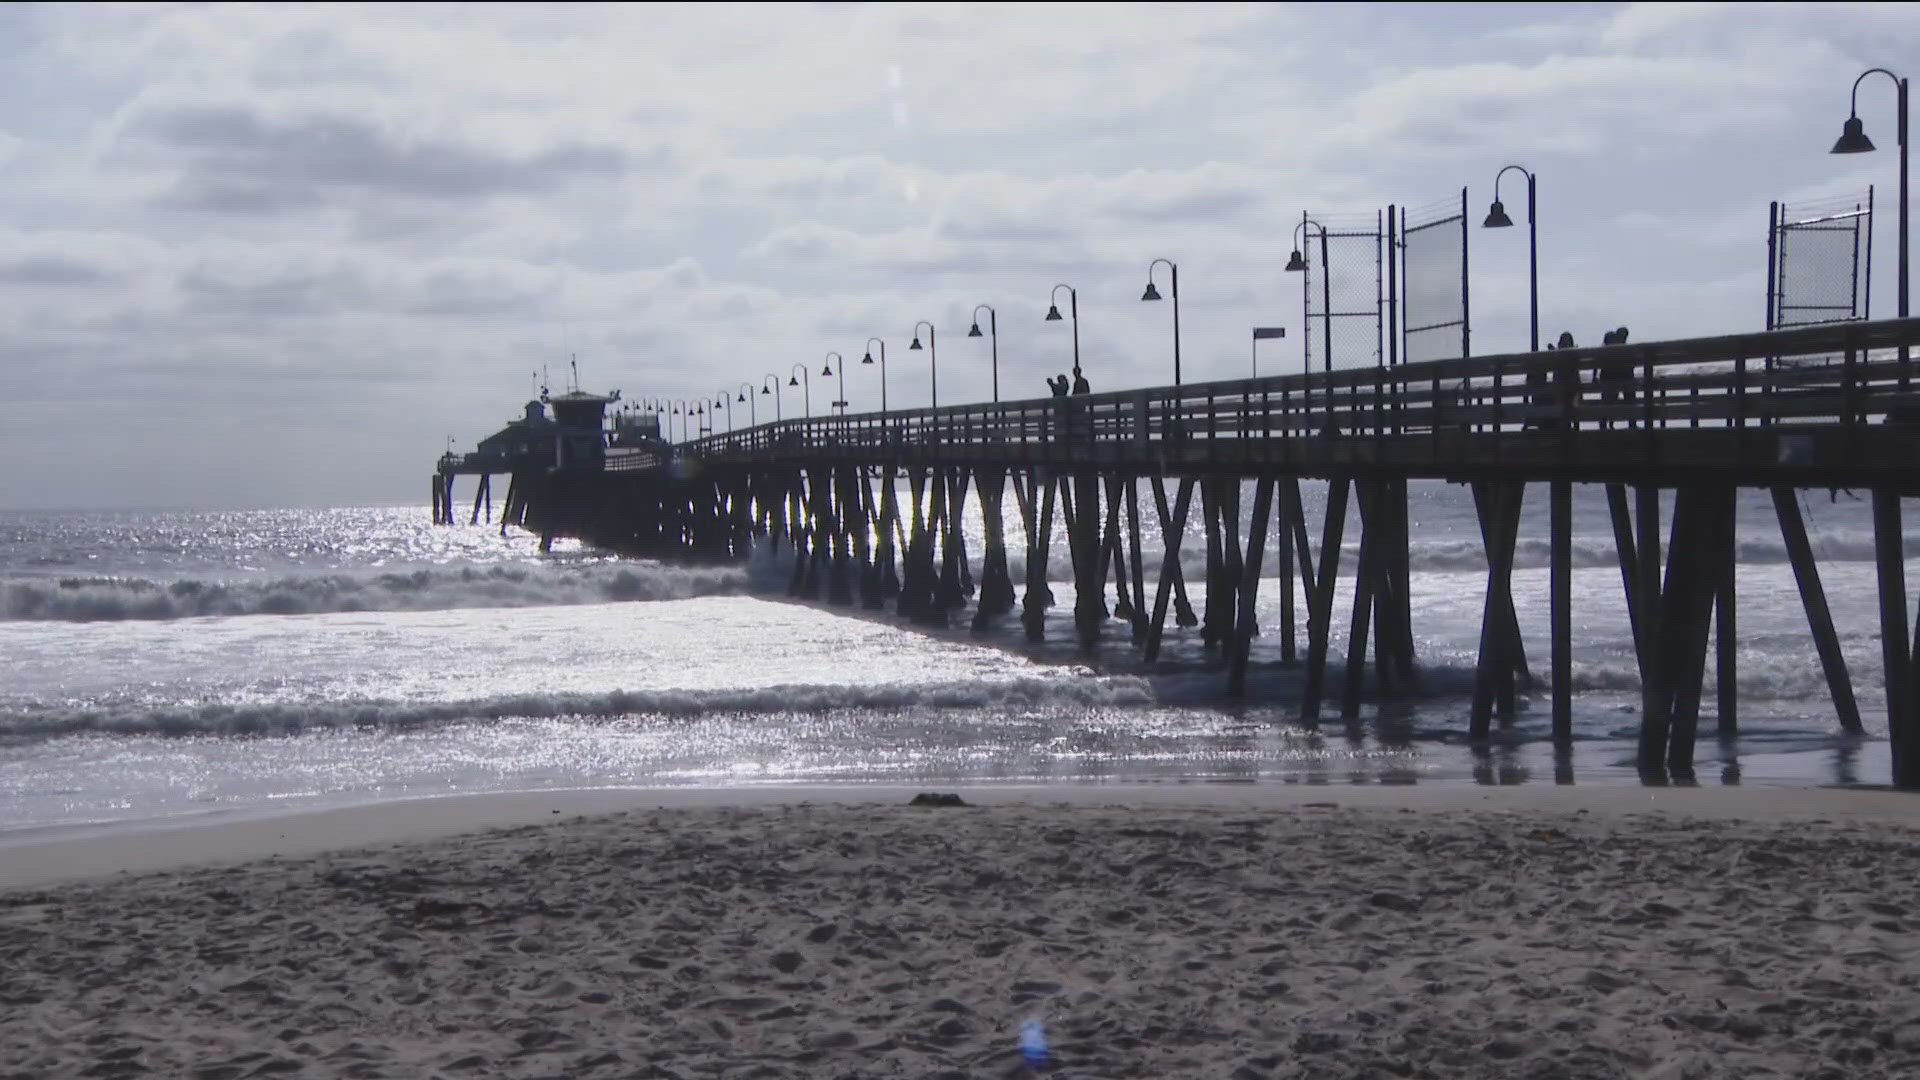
top-left (4, 779), bottom-right (1917, 892)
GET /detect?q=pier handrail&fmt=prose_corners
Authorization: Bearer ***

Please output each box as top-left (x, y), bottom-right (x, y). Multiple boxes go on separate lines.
top-left (596, 317), bottom-right (1920, 479)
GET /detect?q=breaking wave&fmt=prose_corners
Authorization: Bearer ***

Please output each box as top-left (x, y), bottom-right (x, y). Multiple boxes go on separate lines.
top-left (0, 562), bottom-right (748, 622)
top-left (0, 676), bottom-right (1158, 741)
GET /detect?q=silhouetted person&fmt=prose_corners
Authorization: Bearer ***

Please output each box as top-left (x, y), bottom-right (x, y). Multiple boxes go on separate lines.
top-left (1071, 368), bottom-right (1090, 395)
top-left (1525, 338), bottom-right (1553, 429)
top-left (1049, 375), bottom-right (1069, 396)
top-left (1598, 326), bottom-right (1633, 428)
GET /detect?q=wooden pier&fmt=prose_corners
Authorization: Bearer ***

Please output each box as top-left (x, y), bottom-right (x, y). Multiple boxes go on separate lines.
top-left (439, 317), bottom-right (1920, 785)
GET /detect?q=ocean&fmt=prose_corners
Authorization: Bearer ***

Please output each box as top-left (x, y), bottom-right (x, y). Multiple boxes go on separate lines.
top-left (0, 480), bottom-right (1901, 836)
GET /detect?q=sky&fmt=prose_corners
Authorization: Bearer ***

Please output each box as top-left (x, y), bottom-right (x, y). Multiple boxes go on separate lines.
top-left (0, 1), bottom-right (1914, 509)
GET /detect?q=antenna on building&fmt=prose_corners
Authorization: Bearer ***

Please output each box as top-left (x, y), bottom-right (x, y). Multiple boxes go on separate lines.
top-left (541, 365), bottom-right (550, 399)
top-left (570, 354), bottom-right (580, 393)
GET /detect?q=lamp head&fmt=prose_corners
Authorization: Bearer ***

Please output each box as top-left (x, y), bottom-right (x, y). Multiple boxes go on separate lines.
top-left (789, 375), bottom-right (799, 386)
top-left (1831, 114), bottom-right (1875, 154)
top-left (737, 391), bottom-right (745, 402)
top-left (1483, 200), bottom-right (1514, 228)
top-left (1140, 281), bottom-right (1162, 302)
top-left (821, 362), bottom-right (832, 376)
top-left (1283, 250), bottom-right (1307, 273)
top-left (760, 384), bottom-right (769, 395)
top-left (1044, 304), bottom-right (1063, 321)
top-left (967, 322), bottom-right (983, 337)
top-left (861, 352), bottom-right (874, 365)
top-left (909, 336), bottom-right (923, 350)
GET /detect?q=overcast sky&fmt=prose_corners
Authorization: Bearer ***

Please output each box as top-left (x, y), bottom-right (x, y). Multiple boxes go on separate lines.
top-left (0, 2), bottom-right (1913, 509)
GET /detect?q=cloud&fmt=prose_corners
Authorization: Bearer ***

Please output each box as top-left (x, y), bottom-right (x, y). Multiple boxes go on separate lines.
top-left (0, 0), bottom-right (1915, 507)
top-left (128, 103), bottom-right (643, 211)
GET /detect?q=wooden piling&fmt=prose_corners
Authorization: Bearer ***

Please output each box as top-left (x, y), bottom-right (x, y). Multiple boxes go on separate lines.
top-left (1125, 476), bottom-right (1147, 643)
top-left (1199, 477), bottom-right (1225, 648)
top-left (1872, 489), bottom-right (1916, 786)
top-left (1634, 484), bottom-right (1667, 775)
top-left (1715, 485), bottom-right (1738, 736)
top-left (1227, 476), bottom-right (1275, 695)
top-left (1550, 479), bottom-right (1572, 742)
top-left (1221, 478), bottom-right (1246, 650)
top-left (1773, 486), bottom-right (1862, 734)
top-left (972, 468), bottom-right (1016, 630)
top-left (1144, 477), bottom-right (1196, 664)
top-left (1103, 474), bottom-right (1131, 623)
top-left (1276, 472), bottom-right (1296, 663)
top-left (498, 474), bottom-right (519, 536)
top-left (1469, 482), bottom-right (1523, 737)
top-left (1022, 469), bottom-right (1058, 642)
top-left (1072, 471), bottom-right (1104, 644)
top-left (1151, 473), bottom-right (1199, 628)
top-left (1342, 480), bottom-right (1382, 718)
top-left (1301, 476), bottom-right (1349, 722)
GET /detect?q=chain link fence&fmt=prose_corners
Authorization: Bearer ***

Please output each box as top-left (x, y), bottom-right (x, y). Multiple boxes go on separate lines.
top-left (1769, 189), bottom-right (1872, 330)
top-left (1400, 191), bottom-right (1470, 364)
top-left (1300, 210), bottom-right (1384, 374)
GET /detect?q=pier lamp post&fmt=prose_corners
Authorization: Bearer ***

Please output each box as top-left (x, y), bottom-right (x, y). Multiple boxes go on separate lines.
top-left (862, 337), bottom-right (888, 414)
top-left (823, 351), bottom-right (846, 416)
top-left (909, 321), bottom-right (938, 409)
top-left (1044, 283), bottom-right (1080, 378)
top-left (716, 388), bottom-right (735, 432)
top-left (762, 375), bottom-right (781, 422)
top-left (1483, 164), bottom-right (1540, 353)
top-left (789, 363), bottom-right (812, 418)
top-left (1831, 67), bottom-right (1909, 379)
top-left (1284, 217), bottom-right (1332, 375)
top-left (1251, 327), bottom-right (1286, 377)
top-left (968, 304), bottom-right (999, 403)
top-left (737, 381), bottom-right (757, 427)
top-left (1142, 258), bottom-right (1182, 385)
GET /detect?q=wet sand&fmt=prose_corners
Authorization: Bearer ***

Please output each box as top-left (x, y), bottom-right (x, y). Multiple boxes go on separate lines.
top-left (3, 785), bottom-right (1920, 1078)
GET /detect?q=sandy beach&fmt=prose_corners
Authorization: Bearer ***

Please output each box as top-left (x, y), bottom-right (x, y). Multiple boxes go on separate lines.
top-left (4, 786), bottom-right (1920, 1078)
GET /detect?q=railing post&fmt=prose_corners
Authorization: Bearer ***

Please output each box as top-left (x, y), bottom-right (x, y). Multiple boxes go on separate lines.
top-left (1493, 360), bottom-right (1503, 434)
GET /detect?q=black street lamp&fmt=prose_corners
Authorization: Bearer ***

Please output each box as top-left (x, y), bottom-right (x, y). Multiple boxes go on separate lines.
top-left (789, 363), bottom-right (812, 419)
top-left (968, 304), bottom-right (999, 403)
top-left (1143, 258), bottom-right (1182, 385)
top-left (715, 387), bottom-right (734, 431)
top-left (737, 381), bottom-right (757, 427)
top-left (1044, 283), bottom-right (1080, 378)
top-left (862, 337), bottom-right (888, 413)
top-left (761, 375), bottom-right (781, 422)
top-left (1484, 164), bottom-right (1540, 353)
top-left (1832, 68), bottom-right (1909, 368)
top-left (909, 320), bottom-right (937, 409)
top-left (1285, 217), bottom-right (1332, 374)
top-left (822, 351), bottom-right (846, 416)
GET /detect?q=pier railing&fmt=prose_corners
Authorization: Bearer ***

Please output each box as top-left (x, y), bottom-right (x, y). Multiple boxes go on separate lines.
top-left (605, 317), bottom-right (1920, 483)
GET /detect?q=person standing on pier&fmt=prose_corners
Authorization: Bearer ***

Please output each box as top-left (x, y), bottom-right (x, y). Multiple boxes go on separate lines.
top-left (1071, 368), bottom-right (1090, 394)
top-left (1526, 340), bottom-right (1555, 429)
top-left (1598, 327), bottom-right (1633, 428)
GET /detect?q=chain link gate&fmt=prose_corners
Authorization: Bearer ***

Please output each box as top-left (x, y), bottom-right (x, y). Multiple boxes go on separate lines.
top-left (1768, 189), bottom-right (1873, 331)
top-left (1400, 190), bottom-right (1470, 364)
top-left (1299, 210), bottom-right (1385, 376)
